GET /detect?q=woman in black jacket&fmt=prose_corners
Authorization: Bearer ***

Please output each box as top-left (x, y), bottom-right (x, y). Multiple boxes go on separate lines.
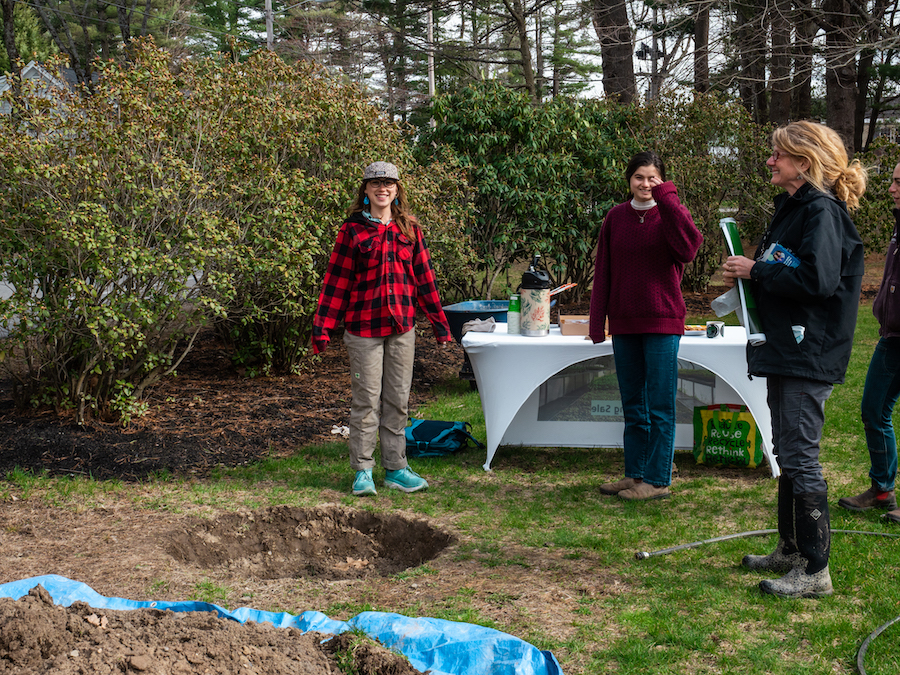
top-left (722, 121), bottom-right (868, 598)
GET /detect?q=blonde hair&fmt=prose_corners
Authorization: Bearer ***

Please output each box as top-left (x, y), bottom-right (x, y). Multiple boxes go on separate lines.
top-left (772, 121), bottom-right (868, 210)
top-left (348, 180), bottom-right (418, 240)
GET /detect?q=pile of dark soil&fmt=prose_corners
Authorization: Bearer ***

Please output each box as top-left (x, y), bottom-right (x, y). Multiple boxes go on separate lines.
top-left (0, 501), bottom-right (459, 675)
top-left (0, 584), bottom-right (423, 675)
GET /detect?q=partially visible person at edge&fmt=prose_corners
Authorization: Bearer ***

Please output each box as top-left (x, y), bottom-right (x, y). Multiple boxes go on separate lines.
top-left (312, 162), bottom-right (453, 497)
top-left (589, 151), bottom-right (703, 502)
top-left (837, 162), bottom-right (900, 523)
top-left (722, 121), bottom-right (867, 599)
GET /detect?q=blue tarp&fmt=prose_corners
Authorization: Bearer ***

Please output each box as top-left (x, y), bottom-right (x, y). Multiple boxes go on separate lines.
top-left (0, 575), bottom-right (562, 675)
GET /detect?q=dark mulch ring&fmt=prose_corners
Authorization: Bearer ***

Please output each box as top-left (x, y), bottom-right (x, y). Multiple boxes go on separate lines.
top-left (0, 284), bottom-right (877, 482)
top-left (0, 317), bottom-right (465, 482)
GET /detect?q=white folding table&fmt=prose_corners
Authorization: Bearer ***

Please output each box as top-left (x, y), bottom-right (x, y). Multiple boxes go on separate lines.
top-left (462, 325), bottom-right (777, 476)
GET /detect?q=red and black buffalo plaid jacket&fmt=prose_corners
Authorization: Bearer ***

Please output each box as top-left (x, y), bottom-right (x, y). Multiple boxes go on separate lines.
top-left (312, 212), bottom-right (452, 355)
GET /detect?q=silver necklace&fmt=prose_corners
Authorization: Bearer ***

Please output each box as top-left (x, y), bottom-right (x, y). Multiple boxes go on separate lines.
top-left (631, 199), bottom-right (656, 223)
top-left (632, 204), bottom-right (653, 223)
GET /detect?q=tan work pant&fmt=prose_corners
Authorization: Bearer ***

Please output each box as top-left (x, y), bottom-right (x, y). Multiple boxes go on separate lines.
top-left (343, 329), bottom-right (415, 471)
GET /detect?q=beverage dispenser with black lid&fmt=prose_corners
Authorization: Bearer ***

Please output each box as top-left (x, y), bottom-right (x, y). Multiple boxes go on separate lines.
top-left (519, 254), bottom-right (551, 336)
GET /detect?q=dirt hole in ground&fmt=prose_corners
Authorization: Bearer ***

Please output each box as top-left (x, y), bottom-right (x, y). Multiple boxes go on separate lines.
top-left (167, 504), bottom-right (457, 580)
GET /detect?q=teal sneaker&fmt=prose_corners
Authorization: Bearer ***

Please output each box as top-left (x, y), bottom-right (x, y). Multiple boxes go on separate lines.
top-left (352, 469), bottom-right (377, 496)
top-left (384, 467), bottom-right (429, 493)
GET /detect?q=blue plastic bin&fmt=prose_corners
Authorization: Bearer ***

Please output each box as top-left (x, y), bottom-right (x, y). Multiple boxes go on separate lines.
top-left (442, 300), bottom-right (509, 343)
top-left (442, 301), bottom-right (509, 387)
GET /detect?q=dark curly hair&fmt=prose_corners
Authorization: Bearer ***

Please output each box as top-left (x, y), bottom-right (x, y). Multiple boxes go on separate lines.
top-left (624, 151), bottom-right (666, 184)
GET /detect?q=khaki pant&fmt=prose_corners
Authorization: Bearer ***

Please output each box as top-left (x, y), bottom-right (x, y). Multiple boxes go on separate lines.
top-left (343, 329), bottom-right (415, 471)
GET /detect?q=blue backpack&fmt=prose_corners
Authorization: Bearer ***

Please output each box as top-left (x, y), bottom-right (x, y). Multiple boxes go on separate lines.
top-left (405, 419), bottom-right (484, 458)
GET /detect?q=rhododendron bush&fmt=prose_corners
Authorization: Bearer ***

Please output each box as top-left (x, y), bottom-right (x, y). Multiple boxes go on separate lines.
top-left (0, 40), bottom-right (469, 423)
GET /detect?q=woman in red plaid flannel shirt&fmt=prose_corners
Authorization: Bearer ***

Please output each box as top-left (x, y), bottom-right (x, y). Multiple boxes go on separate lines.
top-left (312, 162), bottom-right (453, 496)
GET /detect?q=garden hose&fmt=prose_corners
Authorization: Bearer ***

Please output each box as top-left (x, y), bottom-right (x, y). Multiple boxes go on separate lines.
top-left (634, 528), bottom-right (900, 560)
top-left (634, 529), bottom-right (776, 560)
top-left (857, 614), bottom-right (900, 675)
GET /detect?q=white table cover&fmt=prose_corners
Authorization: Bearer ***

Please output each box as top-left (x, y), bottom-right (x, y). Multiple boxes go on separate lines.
top-left (462, 324), bottom-right (777, 476)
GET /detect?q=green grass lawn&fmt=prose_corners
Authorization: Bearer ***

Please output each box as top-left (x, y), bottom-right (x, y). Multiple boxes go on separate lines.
top-left (3, 302), bottom-right (900, 675)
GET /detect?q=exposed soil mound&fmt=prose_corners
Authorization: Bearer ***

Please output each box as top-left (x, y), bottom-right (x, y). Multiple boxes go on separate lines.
top-left (323, 631), bottom-right (425, 675)
top-left (0, 584), bottom-right (424, 675)
top-left (167, 504), bottom-right (457, 580)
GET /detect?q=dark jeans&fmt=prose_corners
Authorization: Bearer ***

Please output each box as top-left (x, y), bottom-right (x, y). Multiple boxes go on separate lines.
top-left (860, 337), bottom-right (900, 492)
top-left (767, 374), bottom-right (833, 494)
top-left (611, 333), bottom-right (680, 488)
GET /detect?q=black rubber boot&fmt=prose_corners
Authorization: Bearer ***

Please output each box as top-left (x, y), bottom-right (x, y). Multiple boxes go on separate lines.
top-left (760, 491), bottom-right (833, 598)
top-left (742, 474), bottom-right (805, 572)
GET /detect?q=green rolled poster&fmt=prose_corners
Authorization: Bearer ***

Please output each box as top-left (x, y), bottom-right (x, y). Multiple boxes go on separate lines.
top-left (719, 218), bottom-right (766, 345)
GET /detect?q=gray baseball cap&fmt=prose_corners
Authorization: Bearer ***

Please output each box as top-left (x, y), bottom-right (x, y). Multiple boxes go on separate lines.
top-left (363, 162), bottom-right (399, 181)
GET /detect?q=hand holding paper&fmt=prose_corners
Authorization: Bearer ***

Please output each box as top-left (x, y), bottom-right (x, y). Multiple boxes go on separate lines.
top-left (723, 254), bottom-right (756, 280)
top-left (719, 218), bottom-right (766, 345)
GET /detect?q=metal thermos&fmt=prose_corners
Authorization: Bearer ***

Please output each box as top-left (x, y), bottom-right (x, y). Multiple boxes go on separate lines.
top-left (519, 255), bottom-right (551, 337)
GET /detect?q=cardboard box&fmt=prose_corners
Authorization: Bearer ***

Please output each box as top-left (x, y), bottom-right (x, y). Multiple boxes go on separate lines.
top-left (559, 315), bottom-right (590, 336)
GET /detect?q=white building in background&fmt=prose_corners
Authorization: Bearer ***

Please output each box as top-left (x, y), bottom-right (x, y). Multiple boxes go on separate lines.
top-left (0, 60), bottom-right (68, 116)
top-left (862, 114), bottom-right (899, 145)
top-left (0, 62), bottom-right (71, 313)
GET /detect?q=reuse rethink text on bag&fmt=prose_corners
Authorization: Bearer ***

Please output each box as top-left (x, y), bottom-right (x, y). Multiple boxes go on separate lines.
top-left (692, 404), bottom-right (764, 469)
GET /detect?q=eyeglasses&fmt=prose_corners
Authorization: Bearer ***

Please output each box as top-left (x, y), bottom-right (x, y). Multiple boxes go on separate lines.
top-left (770, 149), bottom-right (785, 162)
top-left (367, 179), bottom-right (397, 189)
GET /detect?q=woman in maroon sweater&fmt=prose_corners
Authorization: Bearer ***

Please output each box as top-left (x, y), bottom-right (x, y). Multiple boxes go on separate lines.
top-left (589, 151), bottom-right (703, 501)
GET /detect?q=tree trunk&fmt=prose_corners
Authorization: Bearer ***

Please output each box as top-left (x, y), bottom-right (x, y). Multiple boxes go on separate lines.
top-left (33, 0), bottom-right (95, 89)
top-left (734, 0), bottom-right (768, 124)
top-left (590, 0), bottom-right (635, 104)
top-left (503, 0), bottom-right (537, 100)
top-left (855, 48), bottom-right (875, 151)
top-left (792, 0), bottom-right (815, 120)
top-left (854, 0), bottom-right (888, 151)
top-left (552, 2), bottom-right (561, 97)
top-left (534, 6), bottom-right (543, 99)
top-left (693, 2), bottom-right (709, 94)
top-left (822, 0), bottom-right (857, 149)
top-left (769, 0), bottom-right (791, 124)
top-left (864, 74), bottom-right (885, 150)
top-left (1, 0), bottom-right (19, 67)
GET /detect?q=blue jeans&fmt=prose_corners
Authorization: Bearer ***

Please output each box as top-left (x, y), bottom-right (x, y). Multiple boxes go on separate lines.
top-left (611, 333), bottom-right (680, 487)
top-left (767, 375), bottom-right (832, 494)
top-left (860, 337), bottom-right (900, 492)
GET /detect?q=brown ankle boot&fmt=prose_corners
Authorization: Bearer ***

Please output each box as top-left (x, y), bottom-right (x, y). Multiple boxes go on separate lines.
top-left (837, 480), bottom-right (897, 512)
top-left (618, 482), bottom-right (670, 501)
top-left (599, 477), bottom-right (636, 495)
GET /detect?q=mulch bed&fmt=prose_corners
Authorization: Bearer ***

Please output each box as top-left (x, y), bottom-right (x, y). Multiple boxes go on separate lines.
top-left (0, 319), bottom-right (464, 482)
